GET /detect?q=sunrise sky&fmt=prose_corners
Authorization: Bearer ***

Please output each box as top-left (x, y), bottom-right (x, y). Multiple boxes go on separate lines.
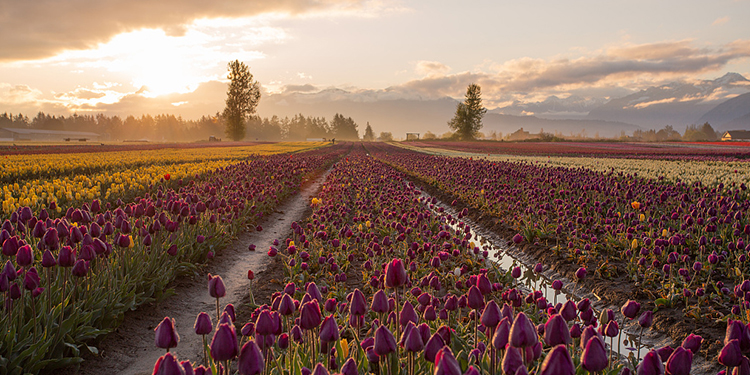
top-left (1, 0), bottom-right (749, 118)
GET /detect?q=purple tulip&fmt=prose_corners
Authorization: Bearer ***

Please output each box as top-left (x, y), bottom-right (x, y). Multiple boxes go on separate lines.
top-left (300, 300), bottom-right (322, 330)
top-left (58, 246), bottom-right (76, 267)
top-left (349, 289), bottom-right (367, 316)
top-left (371, 289), bottom-right (389, 313)
top-left (255, 310), bottom-right (275, 336)
top-left (155, 317), bottom-right (180, 350)
top-left (637, 350), bottom-right (665, 375)
top-left (540, 344), bottom-right (574, 375)
top-left (680, 333), bottom-right (702, 355)
top-left (575, 267), bottom-right (587, 280)
top-left (424, 333), bottom-right (445, 362)
top-left (467, 285), bottom-right (484, 310)
top-left (152, 352), bottom-right (185, 375)
top-left (512, 233), bottom-right (523, 244)
top-left (238, 340), bottom-right (264, 375)
top-left (71, 259), bottom-right (89, 277)
top-left (210, 323), bottom-right (239, 361)
top-left (582, 336), bottom-right (608, 372)
top-left (501, 346), bottom-right (523, 375)
top-left (319, 315), bottom-right (340, 343)
top-left (340, 358), bottom-right (358, 375)
top-left (509, 312), bottom-right (538, 348)
top-left (638, 310), bottom-right (653, 328)
top-left (434, 347), bottom-right (461, 375)
top-left (42, 249), bottom-right (57, 268)
top-left (719, 339), bottom-right (742, 367)
top-left (384, 258), bottom-right (407, 288)
top-left (184, 313), bottom-right (209, 338)
top-left (374, 325), bottom-right (397, 356)
top-left (664, 346), bottom-right (692, 375)
top-left (400, 301), bottom-right (419, 327)
top-left (621, 300), bottom-right (641, 319)
top-left (511, 267), bottom-right (522, 279)
top-left (481, 300), bottom-right (502, 328)
top-left (544, 314), bottom-right (571, 347)
top-left (208, 275), bottom-right (226, 298)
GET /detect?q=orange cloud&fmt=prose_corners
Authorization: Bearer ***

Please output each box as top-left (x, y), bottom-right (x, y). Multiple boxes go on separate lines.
top-left (0, 0), bottom-right (367, 62)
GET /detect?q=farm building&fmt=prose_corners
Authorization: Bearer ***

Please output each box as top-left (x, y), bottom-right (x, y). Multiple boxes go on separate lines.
top-left (721, 130), bottom-right (750, 141)
top-left (0, 128), bottom-right (100, 142)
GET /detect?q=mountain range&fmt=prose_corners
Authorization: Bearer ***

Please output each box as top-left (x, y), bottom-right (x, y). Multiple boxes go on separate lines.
top-left (256, 73), bottom-right (750, 138)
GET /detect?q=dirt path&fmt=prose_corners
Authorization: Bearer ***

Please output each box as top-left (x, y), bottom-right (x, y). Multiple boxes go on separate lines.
top-left (57, 167), bottom-right (333, 375)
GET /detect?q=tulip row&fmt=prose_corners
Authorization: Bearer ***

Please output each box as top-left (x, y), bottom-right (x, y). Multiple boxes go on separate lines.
top-left (372, 142), bottom-right (750, 323)
top-left (397, 142), bottom-right (750, 188)
top-left (0, 142), bottom-right (327, 216)
top-left (150, 144), bottom-right (700, 375)
top-left (0, 144), bottom-right (344, 374)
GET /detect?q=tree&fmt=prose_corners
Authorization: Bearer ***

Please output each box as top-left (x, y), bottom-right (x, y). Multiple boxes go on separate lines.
top-left (331, 113), bottom-right (359, 140)
top-left (448, 83), bottom-right (486, 140)
top-left (363, 122), bottom-right (375, 141)
top-left (378, 132), bottom-right (393, 141)
top-left (223, 60), bottom-right (261, 141)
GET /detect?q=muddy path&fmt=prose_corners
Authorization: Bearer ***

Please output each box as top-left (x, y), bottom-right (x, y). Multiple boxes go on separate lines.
top-left (57, 166), bottom-right (334, 375)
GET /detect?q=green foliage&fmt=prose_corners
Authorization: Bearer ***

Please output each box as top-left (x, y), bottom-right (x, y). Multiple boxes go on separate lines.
top-left (683, 122), bottom-right (718, 141)
top-left (448, 84), bottom-right (486, 140)
top-left (223, 60), bottom-right (261, 141)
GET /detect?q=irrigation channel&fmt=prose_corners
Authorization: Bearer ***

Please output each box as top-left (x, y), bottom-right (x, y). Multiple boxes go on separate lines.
top-left (413, 183), bottom-right (716, 374)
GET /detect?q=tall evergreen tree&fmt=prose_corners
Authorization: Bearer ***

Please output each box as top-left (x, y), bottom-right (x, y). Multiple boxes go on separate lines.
top-left (223, 60), bottom-right (261, 141)
top-left (448, 83), bottom-right (486, 140)
top-left (363, 122), bottom-right (375, 141)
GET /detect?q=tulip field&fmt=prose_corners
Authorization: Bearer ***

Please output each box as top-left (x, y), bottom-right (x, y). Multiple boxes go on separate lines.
top-left (4, 141), bottom-right (750, 375)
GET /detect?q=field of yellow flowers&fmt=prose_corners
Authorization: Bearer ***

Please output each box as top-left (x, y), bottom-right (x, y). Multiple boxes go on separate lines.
top-left (1, 142), bottom-right (325, 216)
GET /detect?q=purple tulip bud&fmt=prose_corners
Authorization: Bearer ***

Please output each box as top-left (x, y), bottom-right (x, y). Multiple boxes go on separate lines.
top-left (15, 245), bottom-right (33, 267)
top-left (424, 333), bottom-right (445, 363)
top-left (605, 320), bottom-right (619, 338)
top-left (319, 315), bottom-right (340, 343)
top-left (155, 317), bottom-right (180, 350)
top-left (340, 358), bottom-right (358, 375)
top-left (208, 275), bottom-right (226, 298)
top-left (638, 310), bottom-right (653, 328)
top-left (621, 300), bottom-right (641, 320)
top-left (194, 312), bottom-right (212, 335)
top-left (374, 325), bottom-right (397, 356)
top-left (493, 317), bottom-right (510, 349)
top-left (42, 249), bottom-right (57, 268)
top-left (544, 314), bottom-right (571, 347)
top-left (637, 350), bottom-right (665, 375)
top-left (680, 333), bottom-right (702, 355)
top-left (501, 346), bottom-right (523, 375)
top-left (71, 259), bottom-right (89, 277)
top-left (434, 347), bottom-right (461, 375)
top-left (719, 339), bottom-right (743, 367)
top-left (152, 353), bottom-right (185, 375)
top-left (575, 267), bottom-right (587, 280)
top-left (400, 301), bottom-right (419, 327)
top-left (371, 289), bottom-right (389, 313)
top-left (210, 323), bottom-right (238, 361)
top-left (582, 336), bottom-right (608, 372)
top-left (58, 246), bottom-right (76, 267)
top-left (349, 289), bottom-right (367, 316)
top-left (510, 312), bottom-right (538, 348)
top-left (300, 300), bottom-right (322, 330)
top-left (384, 258), bottom-right (407, 288)
top-left (467, 285), bottom-right (484, 310)
top-left (481, 300), bottom-right (502, 329)
top-left (664, 346), bottom-right (692, 375)
top-left (238, 340), bottom-right (264, 375)
top-left (511, 267), bottom-right (522, 279)
top-left (512, 234), bottom-right (523, 244)
top-left (540, 344), bottom-right (574, 375)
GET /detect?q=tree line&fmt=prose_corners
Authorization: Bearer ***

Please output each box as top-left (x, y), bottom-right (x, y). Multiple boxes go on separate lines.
top-left (0, 111), bottom-right (377, 142)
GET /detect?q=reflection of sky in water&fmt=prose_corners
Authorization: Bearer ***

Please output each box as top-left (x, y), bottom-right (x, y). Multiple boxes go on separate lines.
top-left (421, 190), bottom-right (652, 362)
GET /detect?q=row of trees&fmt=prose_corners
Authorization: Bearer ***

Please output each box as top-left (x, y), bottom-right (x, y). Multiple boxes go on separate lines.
top-left (0, 111), bottom-right (379, 142)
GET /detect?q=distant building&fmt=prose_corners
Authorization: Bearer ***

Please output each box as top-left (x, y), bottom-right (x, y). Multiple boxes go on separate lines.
top-left (507, 128), bottom-right (531, 141)
top-left (0, 128), bottom-right (100, 142)
top-left (721, 130), bottom-right (750, 141)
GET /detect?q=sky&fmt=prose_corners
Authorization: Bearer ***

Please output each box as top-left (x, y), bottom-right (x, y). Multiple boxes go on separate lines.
top-left (1, 0), bottom-right (749, 119)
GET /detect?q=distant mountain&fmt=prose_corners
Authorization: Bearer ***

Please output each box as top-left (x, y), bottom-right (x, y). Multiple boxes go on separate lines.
top-left (699, 92), bottom-right (750, 131)
top-left (587, 73), bottom-right (750, 128)
top-left (721, 112), bottom-right (750, 132)
top-left (492, 95), bottom-right (608, 119)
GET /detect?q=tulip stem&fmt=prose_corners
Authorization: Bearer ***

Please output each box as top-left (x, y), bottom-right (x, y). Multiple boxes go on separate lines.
top-left (202, 334), bottom-right (208, 366)
top-left (216, 297), bottom-right (220, 322)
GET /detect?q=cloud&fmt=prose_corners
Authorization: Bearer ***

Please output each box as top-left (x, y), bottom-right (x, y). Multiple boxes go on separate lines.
top-left (394, 40), bottom-right (750, 104)
top-left (0, 84), bottom-right (43, 104)
top-left (415, 61), bottom-right (451, 77)
top-left (713, 16), bottom-right (730, 26)
top-left (0, 0), bottom-right (370, 61)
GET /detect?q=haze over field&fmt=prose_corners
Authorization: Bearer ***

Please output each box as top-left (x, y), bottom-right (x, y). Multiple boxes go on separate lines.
top-left (2, 0), bottom-right (750, 138)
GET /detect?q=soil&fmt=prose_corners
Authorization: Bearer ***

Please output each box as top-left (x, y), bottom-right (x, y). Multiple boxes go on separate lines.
top-left (56, 166), bottom-right (334, 375)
